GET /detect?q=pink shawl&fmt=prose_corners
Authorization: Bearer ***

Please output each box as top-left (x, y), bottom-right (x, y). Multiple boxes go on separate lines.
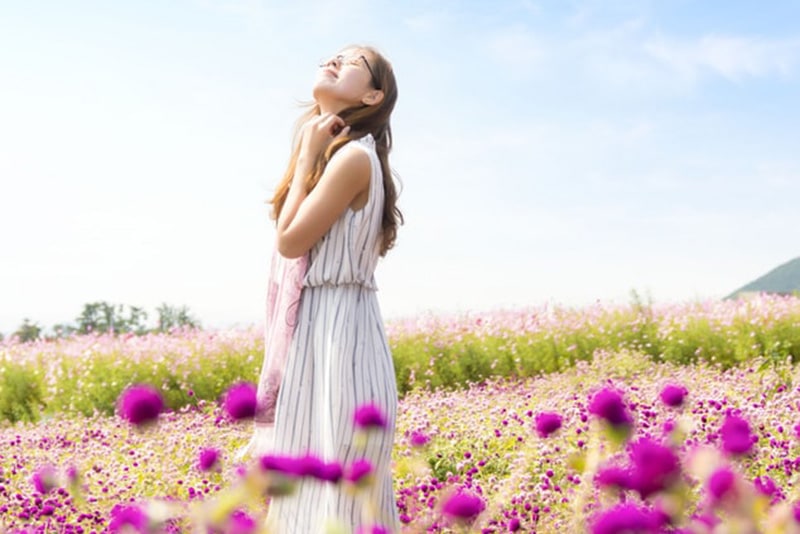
top-left (238, 249), bottom-right (308, 459)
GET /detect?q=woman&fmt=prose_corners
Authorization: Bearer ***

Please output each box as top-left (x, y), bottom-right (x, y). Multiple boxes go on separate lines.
top-left (248, 45), bottom-right (402, 533)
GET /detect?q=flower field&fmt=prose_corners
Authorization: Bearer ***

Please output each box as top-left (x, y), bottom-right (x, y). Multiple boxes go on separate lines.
top-left (2, 294), bottom-right (800, 532)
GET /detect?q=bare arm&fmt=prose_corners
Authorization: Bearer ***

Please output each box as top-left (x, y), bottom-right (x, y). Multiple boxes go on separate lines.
top-left (276, 136), bottom-right (370, 259)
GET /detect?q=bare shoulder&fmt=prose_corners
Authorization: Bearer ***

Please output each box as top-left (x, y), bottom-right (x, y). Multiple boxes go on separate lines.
top-left (321, 140), bottom-right (371, 189)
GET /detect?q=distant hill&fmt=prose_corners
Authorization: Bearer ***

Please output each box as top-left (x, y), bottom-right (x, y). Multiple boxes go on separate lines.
top-left (727, 256), bottom-right (800, 299)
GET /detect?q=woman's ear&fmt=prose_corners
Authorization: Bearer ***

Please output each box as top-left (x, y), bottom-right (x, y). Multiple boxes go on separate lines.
top-left (361, 89), bottom-right (384, 107)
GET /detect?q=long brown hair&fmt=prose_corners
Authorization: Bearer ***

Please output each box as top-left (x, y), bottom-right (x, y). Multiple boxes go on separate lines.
top-left (270, 46), bottom-right (402, 256)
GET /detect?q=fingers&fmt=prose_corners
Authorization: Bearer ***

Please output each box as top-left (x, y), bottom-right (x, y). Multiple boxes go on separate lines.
top-left (318, 113), bottom-right (346, 136)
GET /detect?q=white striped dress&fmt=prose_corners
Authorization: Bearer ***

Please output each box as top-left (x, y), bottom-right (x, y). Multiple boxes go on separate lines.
top-left (265, 134), bottom-right (401, 533)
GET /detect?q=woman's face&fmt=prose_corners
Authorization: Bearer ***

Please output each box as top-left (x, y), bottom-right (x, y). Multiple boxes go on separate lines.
top-left (313, 48), bottom-right (380, 113)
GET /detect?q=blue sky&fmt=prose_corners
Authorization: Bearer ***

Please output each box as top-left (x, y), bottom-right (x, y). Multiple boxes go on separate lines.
top-left (1, 1), bottom-right (799, 334)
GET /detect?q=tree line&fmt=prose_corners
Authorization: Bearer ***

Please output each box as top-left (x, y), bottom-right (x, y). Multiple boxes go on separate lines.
top-left (2, 302), bottom-right (201, 343)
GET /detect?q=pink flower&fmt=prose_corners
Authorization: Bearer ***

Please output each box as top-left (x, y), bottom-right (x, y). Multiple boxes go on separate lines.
top-left (117, 384), bottom-right (163, 426)
top-left (108, 504), bottom-right (148, 533)
top-left (31, 465), bottom-right (57, 495)
top-left (591, 503), bottom-right (666, 534)
top-left (198, 448), bottom-right (219, 471)
top-left (707, 467), bottom-right (736, 502)
top-left (409, 431), bottom-right (430, 447)
top-left (627, 437), bottom-right (680, 499)
top-left (442, 491), bottom-right (485, 524)
top-left (589, 388), bottom-right (632, 428)
top-left (354, 403), bottom-right (387, 430)
top-left (660, 384), bottom-right (688, 407)
top-left (534, 412), bottom-right (563, 438)
top-left (720, 414), bottom-right (754, 455)
top-left (345, 459), bottom-right (374, 486)
top-left (227, 509), bottom-right (257, 534)
top-left (222, 382), bottom-right (257, 420)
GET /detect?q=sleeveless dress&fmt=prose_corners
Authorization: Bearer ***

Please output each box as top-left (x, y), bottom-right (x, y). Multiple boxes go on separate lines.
top-left (265, 134), bottom-right (401, 533)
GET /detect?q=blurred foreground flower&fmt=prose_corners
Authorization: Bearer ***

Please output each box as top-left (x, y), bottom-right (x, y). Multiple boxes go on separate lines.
top-left (198, 447), bottom-right (220, 472)
top-left (31, 465), bottom-right (57, 495)
top-left (409, 430), bottom-right (430, 447)
top-left (720, 414), bottom-right (755, 455)
top-left (660, 383), bottom-right (688, 408)
top-left (223, 382), bottom-right (258, 420)
top-left (117, 384), bottom-right (164, 426)
top-left (108, 504), bottom-right (148, 533)
top-left (534, 411), bottom-right (563, 437)
top-left (442, 490), bottom-right (485, 525)
top-left (591, 503), bottom-right (666, 534)
top-left (345, 459), bottom-right (374, 488)
top-left (354, 403), bottom-right (387, 430)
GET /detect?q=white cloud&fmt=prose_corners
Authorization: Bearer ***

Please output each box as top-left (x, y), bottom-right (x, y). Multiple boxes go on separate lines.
top-left (645, 34), bottom-right (800, 82)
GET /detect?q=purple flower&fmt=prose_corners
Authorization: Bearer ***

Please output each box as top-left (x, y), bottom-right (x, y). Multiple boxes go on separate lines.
top-left (442, 491), bottom-right (486, 524)
top-left (793, 501), bottom-right (800, 523)
top-left (754, 475), bottom-right (779, 501)
top-left (534, 412), bottom-right (563, 438)
top-left (354, 403), bottom-right (387, 430)
top-left (591, 503), bottom-right (666, 534)
top-left (345, 459), bottom-right (374, 486)
top-left (198, 448), bottom-right (219, 471)
top-left (508, 517), bottom-right (521, 531)
top-left (595, 466), bottom-right (632, 491)
top-left (707, 467), bottom-right (736, 502)
top-left (117, 384), bottom-right (163, 426)
top-left (356, 526), bottom-right (390, 534)
top-left (260, 454), bottom-right (303, 476)
top-left (223, 382), bottom-right (257, 420)
top-left (589, 388), bottom-right (632, 427)
top-left (660, 384), bottom-right (688, 408)
top-left (31, 465), bottom-right (57, 495)
top-left (628, 437), bottom-right (680, 499)
top-left (227, 509), bottom-right (257, 534)
top-left (108, 504), bottom-right (148, 533)
top-left (720, 414), bottom-right (754, 455)
top-left (410, 431), bottom-right (430, 447)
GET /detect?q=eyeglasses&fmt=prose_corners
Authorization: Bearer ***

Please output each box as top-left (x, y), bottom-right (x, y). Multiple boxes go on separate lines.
top-left (319, 54), bottom-right (381, 90)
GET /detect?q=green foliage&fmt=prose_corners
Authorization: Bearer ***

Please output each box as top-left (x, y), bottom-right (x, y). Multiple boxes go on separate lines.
top-left (155, 303), bottom-right (201, 332)
top-left (0, 361), bottom-right (45, 423)
top-left (2, 297), bottom-right (800, 423)
top-left (76, 301), bottom-right (149, 335)
top-left (13, 318), bottom-right (42, 343)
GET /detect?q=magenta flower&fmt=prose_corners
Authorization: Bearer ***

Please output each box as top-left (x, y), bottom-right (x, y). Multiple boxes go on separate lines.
top-left (793, 501), bottom-right (800, 523)
top-left (198, 448), bottom-right (220, 471)
top-left (591, 503), bottom-right (666, 534)
top-left (508, 517), bottom-right (521, 531)
top-left (227, 509), bottom-right (257, 534)
top-left (260, 454), bottom-right (303, 476)
top-left (628, 437), bottom-right (680, 499)
top-left (345, 459), bottom-right (374, 486)
top-left (223, 382), bottom-right (258, 420)
top-left (356, 526), bottom-right (390, 534)
top-left (534, 412), bottom-right (563, 438)
top-left (708, 467), bottom-right (736, 502)
top-left (410, 431), bottom-right (430, 447)
top-left (117, 384), bottom-right (163, 426)
top-left (660, 384), bottom-right (688, 407)
top-left (31, 465), bottom-right (57, 495)
top-left (754, 475), bottom-right (779, 502)
top-left (442, 491), bottom-right (485, 524)
top-left (720, 414), bottom-right (754, 455)
top-left (354, 403), bottom-right (387, 430)
top-left (595, 466), bottom-right (632, 491)
top-left (108, 504), bottom-right (148, 533)
top-left (589, 388), bottom-right (632, 427)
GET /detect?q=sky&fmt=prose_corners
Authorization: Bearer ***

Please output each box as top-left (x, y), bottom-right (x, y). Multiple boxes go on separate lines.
top-left (1, 0), bottom-right (799, 335)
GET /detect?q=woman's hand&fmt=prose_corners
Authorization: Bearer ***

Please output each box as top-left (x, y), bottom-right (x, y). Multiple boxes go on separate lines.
top-left (298, 112), bottom-right (351, 161)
